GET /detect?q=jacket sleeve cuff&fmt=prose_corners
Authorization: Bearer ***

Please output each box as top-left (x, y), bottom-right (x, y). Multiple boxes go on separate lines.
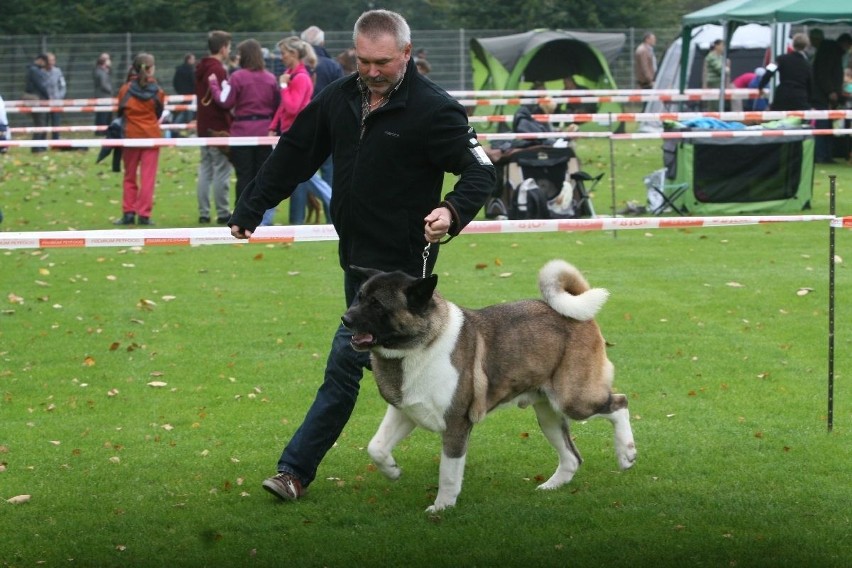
top-left (440, 200), bottom-right (461, 236)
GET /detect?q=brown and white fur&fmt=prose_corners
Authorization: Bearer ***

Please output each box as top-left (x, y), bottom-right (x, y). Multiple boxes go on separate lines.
top-left (341, 260), bottom-right (636, 512)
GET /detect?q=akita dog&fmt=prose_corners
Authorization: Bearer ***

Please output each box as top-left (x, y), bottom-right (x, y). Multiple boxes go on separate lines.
top-left (342, 260), bottom-right (636, 512)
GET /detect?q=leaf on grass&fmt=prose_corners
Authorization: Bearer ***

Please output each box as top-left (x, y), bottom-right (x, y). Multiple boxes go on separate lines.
top-left (83, 356), bottom-right (96, 367)
top-left (137, 298), bottom-right (156, 311)
top-left (150, 371), bottom-right (164, 377)
top-left (49, 440), bottom-right (61, 446)
top-left (7, 293), bottom-right (24, 305)
top-left (107, 389), bottom-right (119, 397)
top-left (834, 255), bottom-right (843, 264)
top-left (162, 424), bottom-right (174, 431)
top-left (796, 288), bottom-right (813, 296)
top-left (726, 282), bottom-right (744, 288)
top-left (147, 381), bottom-right (168, 388)
top-left (109, 342), bottom-right (120, 351)
top-left (499, 272), bottom-right (513, 278)
top-left (109, 456), bottom-right (121, 464)
top-left (475, 263), bottom-right (488, 270)
top-left (6, 494), bottom-right (31, 505)
top-left (161, 295), bottom-right (176, 302)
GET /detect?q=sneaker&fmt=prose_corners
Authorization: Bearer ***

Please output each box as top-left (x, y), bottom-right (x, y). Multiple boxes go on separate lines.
top-left (262, 472), bottom-right (305, 501)
top-left (198, 216), bottom-right (211, 224)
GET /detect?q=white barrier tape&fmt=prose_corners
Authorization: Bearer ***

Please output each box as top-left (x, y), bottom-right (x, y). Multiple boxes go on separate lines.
top-left (449, 88), bottom-right (760, 99)
top-left (2, 127), bottom-right (848, 149)
top-left (8, 123), bottom-right (193, 134)
top-left (468, 109), bottom-right (852, 124)
top-left (0, 216), bottom-right (838, 250)
top-left (0, 136), bottom-right (278, 149)
top-left (6, 104), bottom-right (196, 114)
top-left (460, 93), bottom-right (760, 107)
top-left (3, 94), bottom-right (195, 108)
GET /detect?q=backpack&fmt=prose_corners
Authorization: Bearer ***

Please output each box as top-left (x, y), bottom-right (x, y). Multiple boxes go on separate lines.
top-left (510, 178), bottom-right (550, 220)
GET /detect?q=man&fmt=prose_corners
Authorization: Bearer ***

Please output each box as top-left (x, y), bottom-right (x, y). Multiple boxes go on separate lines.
top-left (809, 29), bottom-right (844, 163)
top-left (43, 53), bottom-right (67, 143)
top-left (634, 32), bottom-right (657, 89)
top-left (24, 54), bottom-right (49, 152)
top-left (93, 53), bottom-right (113, 130)
top-left (703, 39), bottom-right (730, 110)
top-left (172, 53), bottom-right (196, 129)
top-left (229, 9), bottom-right (496, 502)
top-left (195, 31), bottom-right (233, 224)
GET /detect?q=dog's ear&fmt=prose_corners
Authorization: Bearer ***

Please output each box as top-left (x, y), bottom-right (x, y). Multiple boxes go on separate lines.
top-left (349, 265), bottom-right (383, 281)
top-left (407, 274), bottom-right (438, 312)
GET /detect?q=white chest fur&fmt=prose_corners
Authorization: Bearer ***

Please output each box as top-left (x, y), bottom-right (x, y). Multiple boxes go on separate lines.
top-left (377, 303), bottom-right (464, 432)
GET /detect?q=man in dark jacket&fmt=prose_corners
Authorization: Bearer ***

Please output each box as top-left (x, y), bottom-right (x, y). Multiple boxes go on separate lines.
top-left (810, 29), bottom-right (844, 163)
top-left (194, 31), bottom-right (233, 223)
top-left (172, 53), bottom-right (196, 127)
top-left (24, 54), bottom-right (49, 152)
top-left (231, 9), bottom-right (495, 503)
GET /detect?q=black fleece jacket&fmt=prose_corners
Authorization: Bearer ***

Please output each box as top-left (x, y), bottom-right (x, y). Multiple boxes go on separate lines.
top-left (229, 59), bottom-right (496, 276)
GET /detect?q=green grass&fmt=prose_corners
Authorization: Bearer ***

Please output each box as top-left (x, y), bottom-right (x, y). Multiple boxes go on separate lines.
top-left (1, 142), bottom-right (851, 567)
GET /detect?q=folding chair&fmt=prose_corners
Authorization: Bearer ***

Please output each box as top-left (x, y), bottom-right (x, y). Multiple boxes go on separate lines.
top-left (644, 168), bottom-right (688, 216)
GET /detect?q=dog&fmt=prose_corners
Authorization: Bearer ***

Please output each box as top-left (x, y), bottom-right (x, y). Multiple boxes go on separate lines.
top-left (306, 194), bottom-right (323, 224)
top-left (341, 259), bottom-right (636, 512)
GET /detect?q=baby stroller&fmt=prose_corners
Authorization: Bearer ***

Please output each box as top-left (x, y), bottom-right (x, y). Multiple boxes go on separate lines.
top-left (485, 144), bottom-right (599, 220)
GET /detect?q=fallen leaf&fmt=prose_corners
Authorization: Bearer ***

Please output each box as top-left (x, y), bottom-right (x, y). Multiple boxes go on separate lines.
top-left (162, 424), bottom-right (174, 431)
top-left (147, 381), bottom-right (168, 388)
top-left (7, 293), bottom-right (25, 305)
top-left (7, 494), bottom-right (32, 504)
top-left (161, 295), bottom-right (176, 302)
top-left (796, 288), bottom-right (813, 296)
top-left (137, 298), bottom-right (156, 311)
top-left (726, 282), bottom-right (744, 288)
top-left (83, 356), bottom-right (96, 367)
top-left (499, 272), bottom-right (513, 278)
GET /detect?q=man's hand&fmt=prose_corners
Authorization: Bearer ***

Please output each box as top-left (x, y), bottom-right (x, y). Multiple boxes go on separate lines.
top-left (230, 225), bottom-right (253, 240)
top-left (424, 206), bottom-right (453, 243)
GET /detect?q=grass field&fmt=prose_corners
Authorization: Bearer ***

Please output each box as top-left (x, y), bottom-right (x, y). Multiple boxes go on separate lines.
top-left (1, 140), bottom-right (851, 567)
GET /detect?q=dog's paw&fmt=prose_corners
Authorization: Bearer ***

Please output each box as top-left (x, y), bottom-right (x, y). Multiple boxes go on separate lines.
top-left (375, 462), bottom-right (402, 480)
top-left (616, 441), bottom-right (637, 470)
top-left (425, 499), bottom-right (455, 513)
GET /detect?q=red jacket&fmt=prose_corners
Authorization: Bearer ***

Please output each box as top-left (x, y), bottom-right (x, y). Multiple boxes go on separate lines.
top-left (117, 80), bottom-right (165, 139)
top-left (195, 56), bottom-right (232, 136)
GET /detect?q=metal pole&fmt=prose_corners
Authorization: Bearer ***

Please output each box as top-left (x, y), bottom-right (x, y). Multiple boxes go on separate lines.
top-left (827, 174), bottom-right (836, 432)
top-left (609, 114), bottom-right (617, 238)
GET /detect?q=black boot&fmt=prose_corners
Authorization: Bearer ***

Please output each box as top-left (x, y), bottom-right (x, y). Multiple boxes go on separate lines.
top-left (138, 216), bottom-right (154, 225)
top-left (114, 213), bottom-right (135, 225)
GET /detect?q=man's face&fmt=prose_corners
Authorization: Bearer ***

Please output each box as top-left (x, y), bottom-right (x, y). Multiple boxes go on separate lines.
top-left (46, 54), bottom-right (56, 68)
top-left (355, 32), bottom-right (411, 96)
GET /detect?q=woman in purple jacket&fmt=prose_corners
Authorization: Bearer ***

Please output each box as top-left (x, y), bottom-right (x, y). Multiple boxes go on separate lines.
top-left (209, 39), bottom-right (281, 202)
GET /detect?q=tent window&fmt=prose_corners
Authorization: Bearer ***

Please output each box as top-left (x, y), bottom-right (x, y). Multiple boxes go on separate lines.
top-left (693, 141), bottom-right (803, 203)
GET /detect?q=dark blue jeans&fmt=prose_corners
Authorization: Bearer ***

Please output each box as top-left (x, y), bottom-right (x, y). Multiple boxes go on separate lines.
top-left (276, 271), bottom-right (371, 486)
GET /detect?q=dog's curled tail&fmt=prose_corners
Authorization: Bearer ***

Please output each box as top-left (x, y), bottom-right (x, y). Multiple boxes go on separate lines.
top-left (539, 259), bottom-right (609, 321)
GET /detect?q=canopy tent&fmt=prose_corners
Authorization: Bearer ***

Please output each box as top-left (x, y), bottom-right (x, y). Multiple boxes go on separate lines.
top-left (470, 30), bottom-right (626, 131)
top-left (680, 0), bottom-right (852, 92)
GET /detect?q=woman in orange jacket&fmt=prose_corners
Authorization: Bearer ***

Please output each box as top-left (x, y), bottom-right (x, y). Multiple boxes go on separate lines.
top-left (114, 53), bottom-right (166, 225)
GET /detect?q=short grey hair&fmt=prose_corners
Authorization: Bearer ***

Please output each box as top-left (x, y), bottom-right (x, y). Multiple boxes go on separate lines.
top-left (353, 10), bottom-right (411, 50)
top-left (301, 25), bottom-right (324, 46)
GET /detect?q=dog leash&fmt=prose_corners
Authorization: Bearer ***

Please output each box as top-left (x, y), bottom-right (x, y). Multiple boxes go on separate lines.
top-left (422, 243), bottom-right (431, 278)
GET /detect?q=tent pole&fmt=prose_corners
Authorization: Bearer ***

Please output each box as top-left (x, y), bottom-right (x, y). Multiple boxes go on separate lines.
top-left (827, 175), bottom-right (836, 432)
top-left (608, 116), bottom-right (617, 239)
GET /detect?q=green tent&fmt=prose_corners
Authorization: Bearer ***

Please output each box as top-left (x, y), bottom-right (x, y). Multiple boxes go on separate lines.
top-left (680, 0), bottom-right (852, 91)
top-left (470, 30), bottom-right (625, 131)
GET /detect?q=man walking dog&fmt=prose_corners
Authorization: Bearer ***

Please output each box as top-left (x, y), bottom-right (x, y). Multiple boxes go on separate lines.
top-left (228, 9), bottom-right (495, 502)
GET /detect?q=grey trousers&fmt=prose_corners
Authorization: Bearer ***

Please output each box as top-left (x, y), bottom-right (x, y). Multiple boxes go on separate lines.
top-left (196, 146), bottom-right (232, 219)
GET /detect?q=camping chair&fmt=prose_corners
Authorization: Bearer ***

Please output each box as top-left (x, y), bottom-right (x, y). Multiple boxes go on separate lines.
top-left (644, 168), bottom-right (688, 216)
top-left (568, 171), bottom-right (602, 218)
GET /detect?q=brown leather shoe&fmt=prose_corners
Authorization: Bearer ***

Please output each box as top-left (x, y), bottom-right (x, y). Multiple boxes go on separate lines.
top-left (262, 472), bottom-right (305, 501)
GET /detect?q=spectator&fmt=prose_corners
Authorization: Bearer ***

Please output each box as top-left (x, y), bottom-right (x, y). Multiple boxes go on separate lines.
top-left (703, 39), bottom-right (730, 110)
top-left (171, 53), bottom-right (196, 130)
top-left (227, 9), bottom-right (495, 503)
top-left (43, 53), bottom-right (67, 142)
top-left (337, 48), bottom-right (357, 75)
top-left (300, 25), bottom-right (345, 221)
top-left (93, 53), bottom-right (113, 130)
top-left (414, 47), bottom-right (432, 76)
top-left (208, 39), bottom-right (280, 204)
top-left (634, 32), bottom-right (657, 89)
top-left (113, 53), bottom-right (166, 226)
top-left (23, 54), bottom-right (49, 152)
top-left (809, 28), bottom-right (844, 163)
top-left (264, 36), bottom-right (331, 226)
top-left (760, 33), bottom-right (811, 112)
top-left (0, 93), bottom-right (9, 154)
top-left (194, 30), bottom-right (233, 224)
